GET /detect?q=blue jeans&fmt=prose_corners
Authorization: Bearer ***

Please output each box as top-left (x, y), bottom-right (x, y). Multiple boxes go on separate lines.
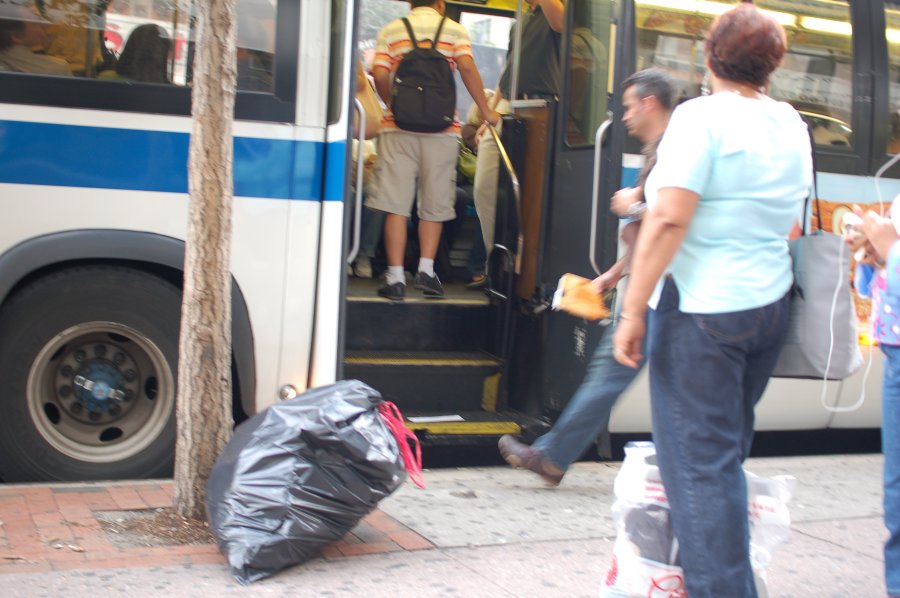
top-left (648, 278), bottom-right (790, 598)
top-left (883, 344), bottom-right (900, 596)
top-left (532, 318), bottom-right (647, 470)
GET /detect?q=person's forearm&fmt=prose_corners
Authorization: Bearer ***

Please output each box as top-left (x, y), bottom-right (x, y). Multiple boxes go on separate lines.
top-left (373, 67), bottom-right (391, 105)
top-left (458, 61), bottom-right (492, 121)
top-left (539, 0), bottom-right (565, 32)
top-left (608, 256), bottom-right (627, 280)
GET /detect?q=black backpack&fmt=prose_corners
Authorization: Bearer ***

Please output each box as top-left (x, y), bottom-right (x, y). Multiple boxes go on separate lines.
top-left (391, 16), bottom-right (457, 133)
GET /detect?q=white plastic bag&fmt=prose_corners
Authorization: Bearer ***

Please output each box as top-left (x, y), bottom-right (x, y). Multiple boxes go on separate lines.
top-left (601, 442), bottom-right (795, 598)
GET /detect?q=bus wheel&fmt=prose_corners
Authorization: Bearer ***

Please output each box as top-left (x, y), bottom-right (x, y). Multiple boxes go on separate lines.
top-left (0, 266), bottom-right (180, 482)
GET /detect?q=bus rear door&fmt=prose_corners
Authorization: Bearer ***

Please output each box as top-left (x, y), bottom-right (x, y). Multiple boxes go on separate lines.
top-left (498, 0), bottom-right (622, 444)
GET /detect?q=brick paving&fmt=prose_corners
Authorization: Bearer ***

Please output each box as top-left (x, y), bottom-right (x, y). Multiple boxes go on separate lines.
top-left (0, 480), bottom-right (435, 574)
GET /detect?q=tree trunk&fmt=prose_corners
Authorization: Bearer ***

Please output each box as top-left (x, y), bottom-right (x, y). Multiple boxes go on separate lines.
top-left (174, 0), bottom-right (237, 520)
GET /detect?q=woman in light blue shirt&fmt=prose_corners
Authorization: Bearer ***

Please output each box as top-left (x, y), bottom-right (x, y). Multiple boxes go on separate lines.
top-left (612, 3), bottom-right (810, 597)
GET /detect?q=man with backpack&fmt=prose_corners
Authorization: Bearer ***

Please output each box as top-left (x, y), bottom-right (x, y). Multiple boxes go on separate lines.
top-left (368, 0), bottom-right (500, 301)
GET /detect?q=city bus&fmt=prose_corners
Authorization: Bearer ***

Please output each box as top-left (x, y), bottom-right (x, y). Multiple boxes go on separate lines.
top-left (0, 0), bottom-right (897, 481)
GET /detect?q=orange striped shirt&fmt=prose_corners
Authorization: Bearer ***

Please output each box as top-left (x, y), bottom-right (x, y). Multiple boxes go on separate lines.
top-left (373, 7), bottom-right (472, 135)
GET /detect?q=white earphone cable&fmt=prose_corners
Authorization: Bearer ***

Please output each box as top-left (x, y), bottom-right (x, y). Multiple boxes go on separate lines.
top-left (823, 151), bottom-right (900, 412)
top-left (821, 239), bottom-right (871, 412)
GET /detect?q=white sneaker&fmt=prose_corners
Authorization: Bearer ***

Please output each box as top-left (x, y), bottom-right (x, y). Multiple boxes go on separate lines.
top-left (354, 255), bottom-right (373, 278)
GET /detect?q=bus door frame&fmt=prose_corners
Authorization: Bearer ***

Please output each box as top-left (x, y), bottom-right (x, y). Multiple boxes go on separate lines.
top-left (504, 0), bottom-right (627, 425)
top-left (868, 1), bottom-right (900, 178)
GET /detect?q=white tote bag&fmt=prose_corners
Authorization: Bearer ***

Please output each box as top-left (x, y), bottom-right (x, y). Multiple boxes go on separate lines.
top-left (771, 230), bottom-right (862, 380)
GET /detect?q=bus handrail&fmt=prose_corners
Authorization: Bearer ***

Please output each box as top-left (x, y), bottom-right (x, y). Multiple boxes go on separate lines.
top-left (485, 244), bottom-right (515, 302)
top-left (485, 122), bottom-right (521, 305)
top-left (589, 119), bottom-right (613, 276)
top-left (487, 122), bottom-right (521, 215)
top-left (347, 97), bottom-right (366, 265)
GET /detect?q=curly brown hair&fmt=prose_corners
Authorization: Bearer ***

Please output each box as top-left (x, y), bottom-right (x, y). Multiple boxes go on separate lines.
top-left (705, 3), bottom-right (786, 88)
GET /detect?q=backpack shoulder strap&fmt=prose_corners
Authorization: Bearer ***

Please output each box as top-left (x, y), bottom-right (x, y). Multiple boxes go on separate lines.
top-left (432, 16), bottom-right (447, 49)
top-left (402, 17), bottom-right (418, 48)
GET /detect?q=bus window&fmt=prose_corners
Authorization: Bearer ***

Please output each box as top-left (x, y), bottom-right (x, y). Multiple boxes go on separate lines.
top-left (358, 1), bottom-right (512, 124)
top-left (351, 0), bottom-right (408, 123)
top-left (457, 11), bottom-right (512, 122)
top-left (0, 3), bottom-right (73, 76)
top-left (327, 0), bottom-right (348, 126)
top-left (5, 1), bottom-right (275, 91)
top-left (887, 3), bottom-right (900, 155)
top-left (36, 0), bottom-right (110, 77)
top-left (28, 0), bottom-right (195, 82)
top-left (769, 1), bottom-right (853, 149)
top-left (634, 0), bottom-right (853, 149)
top-left (565, 0), bottom-right (611, 146)
top-left (104, 0), bottom-right (276, 90)
top-left (634, 1), bottom-right (707, 104)
top-left (357, 0), bottom-right (408, 73)
top-left (236, 1), bottom-right (276, 92)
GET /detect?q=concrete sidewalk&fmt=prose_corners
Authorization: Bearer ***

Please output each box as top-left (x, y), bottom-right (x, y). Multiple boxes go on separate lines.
top-left (0, 454), bottom-right (888, 597)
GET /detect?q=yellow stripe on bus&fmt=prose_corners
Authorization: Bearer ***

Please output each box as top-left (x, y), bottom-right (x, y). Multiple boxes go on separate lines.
top-left (448, 0), bottom-right (518, 11)
top-left (345, 357), bottom-right (497, 367)
top-left (346, 297), bottom-right (487, 306)
top-left (405, 421), bottom-right (521, 435)
top-left (482, 373), bottom-right (501, 412)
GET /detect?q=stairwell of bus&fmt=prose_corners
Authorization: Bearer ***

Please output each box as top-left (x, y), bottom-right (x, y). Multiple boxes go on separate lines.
top-left (341, 114), bottom-right (551, 449)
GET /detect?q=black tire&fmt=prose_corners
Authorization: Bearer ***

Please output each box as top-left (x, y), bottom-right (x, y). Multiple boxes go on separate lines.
top-left (0, 266), bottom-right (180, 482)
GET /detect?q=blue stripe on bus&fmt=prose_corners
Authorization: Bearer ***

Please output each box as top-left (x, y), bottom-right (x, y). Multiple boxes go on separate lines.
top-left (323, 140), bottom-right (347, 201)
top-left (0, 120), bottom-right (343, 201)
top-left (621, 166), bottom-right (640, 188)
top-left (818, 172), bottom-right (900, 205)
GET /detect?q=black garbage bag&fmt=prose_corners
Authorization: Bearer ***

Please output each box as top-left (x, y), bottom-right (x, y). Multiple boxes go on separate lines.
top-left (205, 380), bottom-right (407, 584)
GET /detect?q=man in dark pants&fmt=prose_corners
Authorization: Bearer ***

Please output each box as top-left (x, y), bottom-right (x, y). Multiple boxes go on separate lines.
top-left (472, 0), bottom-right (564, 272)
top-left (497, 0), bottom-right (564, 102)
top-left (498, 69), bottom-right (675, 485)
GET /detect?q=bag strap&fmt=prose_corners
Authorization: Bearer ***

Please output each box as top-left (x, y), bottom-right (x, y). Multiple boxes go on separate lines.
top-left (402, 17), bottom-right (418, 48)
top-left (799, 115), bottom-right (822, 234)
top-left (377, 401), bottom-right (426, 489)
top-left (432, 15), bottom-right (447, 49)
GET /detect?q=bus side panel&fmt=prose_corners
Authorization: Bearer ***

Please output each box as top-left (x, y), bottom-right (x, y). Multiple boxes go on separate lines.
top-left (830, 346), bottom-right (884, 428)
top-left (273, 197), bottom-right (324, 396)
top-left (608, 172), bottom-right (891, 433)
top-left (609, 352), bottom-right (839, 432)
top-left (230, 196), bottom-right (306, 412)
top-left (0, 182), bottom-right (298, 414)
top-left (307, 199), bottom-right (345, 388)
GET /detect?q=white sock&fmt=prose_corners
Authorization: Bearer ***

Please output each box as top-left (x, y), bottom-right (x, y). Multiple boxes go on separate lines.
top-left (386, 266), bottom-right (405, 286)
top-left (418, 258), bottom-right (435, 277)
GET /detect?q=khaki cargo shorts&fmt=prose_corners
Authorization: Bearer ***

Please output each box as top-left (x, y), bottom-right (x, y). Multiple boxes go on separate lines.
top-left (366, 131), bottom-right (458, 222)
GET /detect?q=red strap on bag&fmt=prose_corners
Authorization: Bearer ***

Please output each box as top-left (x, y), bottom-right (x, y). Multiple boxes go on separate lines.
top-left (378, 401), bottom-right (426, 489)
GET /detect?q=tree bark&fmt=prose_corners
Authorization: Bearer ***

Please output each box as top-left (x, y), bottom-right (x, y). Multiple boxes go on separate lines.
top-left (174, 0), bottom-right (237, 520)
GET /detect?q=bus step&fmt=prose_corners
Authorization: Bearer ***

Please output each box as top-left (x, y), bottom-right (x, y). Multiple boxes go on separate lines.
top-left (345, 279), bottom-right (490, 352)
top-left (344, 350), bottom-right (502, 413)
top-left (403, 410), bottom-right (550, 446)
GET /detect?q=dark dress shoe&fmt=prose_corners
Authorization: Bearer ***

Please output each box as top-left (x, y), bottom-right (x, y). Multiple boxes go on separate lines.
top-left (498, 434), bottom-right (564, 486)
